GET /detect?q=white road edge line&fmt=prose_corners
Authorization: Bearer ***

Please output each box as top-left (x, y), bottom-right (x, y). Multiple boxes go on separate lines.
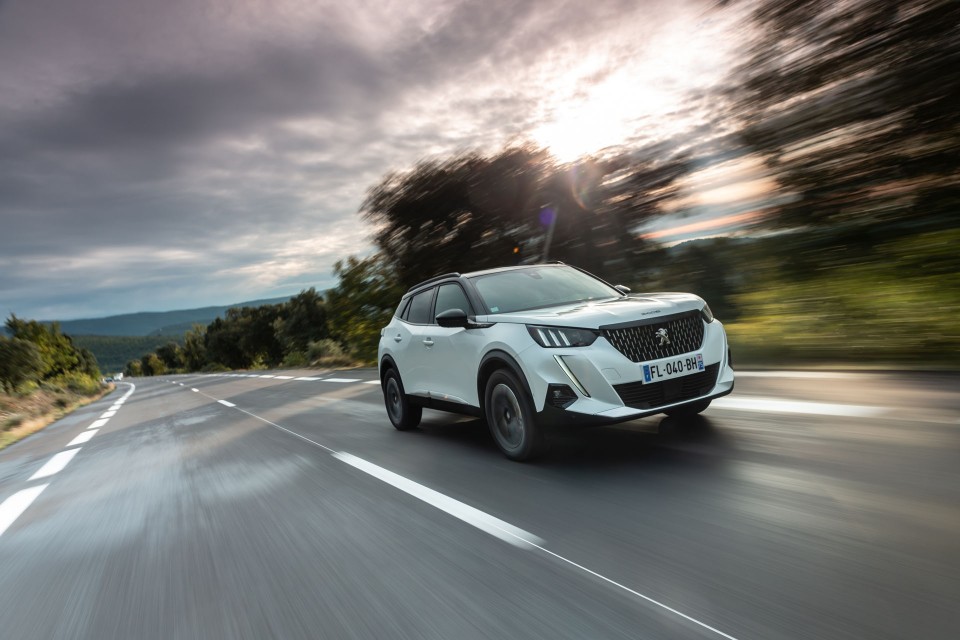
top-left (274, 376), bottom-right (294, 380)
top-left (362, 380), bottom-right (381, 385)
top-left (67, 429), bottom-right (98, 447)
top-left (333, 451), bottom-right (544, 549)
top-left (218, 400), bottom-right (236, 407)
top-left (712, 396), bottom-right (884, 417)
top-left (210, 394), bottom-right (741, 640)
top-left (100, 410), bottom-right (117, 418)
top-left (324, 378), bottom-right (361, 383)
top-left (29, 448), bottom-right (81, 480)
top-left (191, 388), bottom-right (199, 392)
top-left (735, 371), bottom-right (862, 379)
top-left (89, 418), bottom-right (109, 429)
top-left (295, 377), bottom-right (323, 381)
top-left (0, 484), bottom-right (50, 538)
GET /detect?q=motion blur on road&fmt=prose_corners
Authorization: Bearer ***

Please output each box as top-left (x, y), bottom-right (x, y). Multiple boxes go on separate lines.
top-left (0, 370), bottom-right (957, 639)
top-left (1, 0), bottom-right (958, 639)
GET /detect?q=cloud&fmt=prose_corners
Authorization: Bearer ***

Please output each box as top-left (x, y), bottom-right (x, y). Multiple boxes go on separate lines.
top-left (0, 0), bottom-right (736, 320)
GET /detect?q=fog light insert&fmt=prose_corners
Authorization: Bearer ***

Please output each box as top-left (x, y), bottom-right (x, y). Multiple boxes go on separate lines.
top-left (546, 384), bottom-right (578, 409)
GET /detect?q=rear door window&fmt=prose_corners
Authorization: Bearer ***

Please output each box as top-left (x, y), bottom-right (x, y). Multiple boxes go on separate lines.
top-left (406, 288), bottom-right (435, 324)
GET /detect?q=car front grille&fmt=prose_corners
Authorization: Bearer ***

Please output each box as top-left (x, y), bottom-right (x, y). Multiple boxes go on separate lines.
top-left (601, 311), bottom-right (705, 363)
top-left (612, 363), bottom-right (720, 410)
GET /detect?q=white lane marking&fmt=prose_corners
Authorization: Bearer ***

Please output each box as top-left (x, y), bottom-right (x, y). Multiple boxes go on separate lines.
top-left (89, 418), bottom-right (109, 429)
top-left (0, 485), bottom-right (49, 538)
top-left (109, 405), bottom-right (122, 411)
top-left (735, 371), bottom-right (862, 379)
top-left (712, 396), bottom-right (884, 417)
top-left (525, 538), bottom-right (741, 639)
top-left (259, 375), bottom-right (276, 378)
top-left (100, 410), bottom-right (117, 418)
top-left (333, 452), bottom-right (543, 549)
top-left (218, 400), bottom-right (236, 407)
top-left (275, 376), bottom-right (294, 380)
top-left (295, 377), bottom-right (323, 381)
top-left (324, 378), bottom-right (361, 383)
top-left (363, 380), bottom-right (381, 385)
top-left (29, 449), bottom-right (81, 480)
top-left (210, 393), bottom-right (740, 640)
top-left (67, 429), bottom-right (98, 446)
top-left (191, 388), bottom-right (199, 392)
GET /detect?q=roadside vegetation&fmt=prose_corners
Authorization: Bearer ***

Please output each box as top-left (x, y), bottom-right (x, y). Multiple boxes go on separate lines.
top-left (0, 317), bottom-right (108, 450)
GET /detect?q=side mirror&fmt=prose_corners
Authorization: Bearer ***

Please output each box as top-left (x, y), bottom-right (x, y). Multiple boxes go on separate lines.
top-left (614, 285), bottom-right (631, 294)
top-left (436, 308), bottom-right (469, 328)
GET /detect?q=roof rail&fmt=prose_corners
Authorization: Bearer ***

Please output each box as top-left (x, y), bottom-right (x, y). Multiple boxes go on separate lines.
top-left (407, 272), bottom-right (461, 293)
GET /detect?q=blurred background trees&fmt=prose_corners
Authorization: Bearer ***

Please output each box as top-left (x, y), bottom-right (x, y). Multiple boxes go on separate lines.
top-left (120, 0), bottom-right (957, 372)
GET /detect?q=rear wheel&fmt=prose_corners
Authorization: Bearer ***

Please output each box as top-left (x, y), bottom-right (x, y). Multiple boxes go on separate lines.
top-left (383, 369), bottom-right (421, 430)
top-left (484, 369), bottom-right (544, 461)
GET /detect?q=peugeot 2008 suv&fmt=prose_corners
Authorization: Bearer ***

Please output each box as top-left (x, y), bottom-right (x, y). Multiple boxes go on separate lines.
top-left (378, 263), bottom-right (734, 460)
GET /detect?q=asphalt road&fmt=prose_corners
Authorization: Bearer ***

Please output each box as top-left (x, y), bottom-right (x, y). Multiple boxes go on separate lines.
top-left (0, 369), bottom-right (957, 640)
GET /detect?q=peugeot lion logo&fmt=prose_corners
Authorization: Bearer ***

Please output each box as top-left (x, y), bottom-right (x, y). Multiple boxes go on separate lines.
top-left (655, 327), bottom-right (671, 346)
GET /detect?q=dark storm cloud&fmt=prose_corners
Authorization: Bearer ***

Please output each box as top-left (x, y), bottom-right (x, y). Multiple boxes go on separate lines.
top-left (0, 0), bottom-right (721, 319)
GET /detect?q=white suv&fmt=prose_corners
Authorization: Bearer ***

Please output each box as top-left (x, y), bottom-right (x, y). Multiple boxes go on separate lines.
top-left (378, 263), bottom-right (734, 460)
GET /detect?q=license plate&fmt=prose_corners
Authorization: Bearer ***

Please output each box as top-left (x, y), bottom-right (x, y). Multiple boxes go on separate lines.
top-left (642, 354), bottom-right (704, 383)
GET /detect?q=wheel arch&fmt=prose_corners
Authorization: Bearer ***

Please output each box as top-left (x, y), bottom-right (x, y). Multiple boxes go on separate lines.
top-left (379, 354), bottom-right (398, 382)
top-left (477, 350), bottom-right (534, 412)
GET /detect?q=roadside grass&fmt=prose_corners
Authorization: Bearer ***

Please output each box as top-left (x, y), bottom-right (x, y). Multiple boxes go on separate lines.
top-left (725, 233), bottom-right (960, 367)
top-left (0, 383), bottom-right (113, 451)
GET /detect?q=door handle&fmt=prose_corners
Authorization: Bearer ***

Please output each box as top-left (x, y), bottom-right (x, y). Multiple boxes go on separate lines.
top-left (393, 334), bottom-right (402, 342)
top-left (422, 338), bottom-right (434, 346)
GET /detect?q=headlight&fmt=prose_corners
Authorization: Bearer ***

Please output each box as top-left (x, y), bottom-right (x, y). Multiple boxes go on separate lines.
top-left (527, 325), bottom-right (598, 348)
top-left (700, 303), bottom-right (715, 323)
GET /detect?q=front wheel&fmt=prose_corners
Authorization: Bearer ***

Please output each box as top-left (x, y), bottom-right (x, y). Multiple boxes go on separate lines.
top-left (484, 369), bottom-right (544, 461)
top-left (383, 369), bottom-right (421, 431)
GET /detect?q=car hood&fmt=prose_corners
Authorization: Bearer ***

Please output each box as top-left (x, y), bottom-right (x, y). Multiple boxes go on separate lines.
top-left (482, 293), bottom-right (705, 328)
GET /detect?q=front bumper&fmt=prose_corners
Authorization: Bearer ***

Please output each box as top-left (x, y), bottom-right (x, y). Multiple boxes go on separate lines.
top-left (518, 320), bottom-right (735, 427)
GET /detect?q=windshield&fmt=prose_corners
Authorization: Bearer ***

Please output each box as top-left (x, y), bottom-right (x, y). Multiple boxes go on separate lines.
top-left (470, 266), bottom-right (621, 314)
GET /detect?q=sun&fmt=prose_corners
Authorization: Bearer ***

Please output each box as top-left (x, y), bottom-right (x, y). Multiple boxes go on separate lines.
top-left (529, 8), bottom-right (738, 163)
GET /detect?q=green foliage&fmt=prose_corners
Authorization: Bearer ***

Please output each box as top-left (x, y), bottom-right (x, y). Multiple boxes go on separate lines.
top-left (725, 231), bottom-right (960, 363)
top-left (156, 341), bottom-right (185, 371)
top-left (274, 288), bottom-right (329, 354)
top-left (325, 256), bottom-right (403, 362)
top-left (361, 145), bottom-right (682, 290)
top-left (72, 335), bottom-right (174, 373)
top-left (0, 338), bottom-right (44, 393)
top-left (125, 359), bottom-right (143, 377)
top-left (141, 353), bottom-right (166, 376)
top-left (51, 372), bottom-right (102, 396)
top-left (732, 0), bottom-right (958, 249)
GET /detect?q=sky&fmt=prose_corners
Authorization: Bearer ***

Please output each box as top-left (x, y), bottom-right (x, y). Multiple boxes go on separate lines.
top-left (0, 0), bottom-right (750, 320)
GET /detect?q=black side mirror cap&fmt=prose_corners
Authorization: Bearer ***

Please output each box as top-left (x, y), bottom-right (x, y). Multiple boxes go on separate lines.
top-left (436, 308), bottom-right (469, 328)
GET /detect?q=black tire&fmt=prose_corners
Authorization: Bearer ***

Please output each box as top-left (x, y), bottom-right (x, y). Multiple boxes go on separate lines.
top-left (484, 369), bottom-right (544, 461)
top-left (383, 369), bottom-right (422, 431)
top-left (665, 399), bottom-right (711, 418)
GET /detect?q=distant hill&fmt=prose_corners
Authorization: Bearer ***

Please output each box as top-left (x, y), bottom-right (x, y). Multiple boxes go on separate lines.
top-left (44, 296), bottom-right (292, 337)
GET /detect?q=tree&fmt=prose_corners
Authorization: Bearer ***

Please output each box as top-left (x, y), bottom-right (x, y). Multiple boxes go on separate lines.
top-left (181, 324), bottom-right (207, 371)
top-left (274, 288), bottom-right (329, 357)
top-left (141, 353), bottom-right (166, 376)
top-left (125, 359), bottom-right (144, 377)
top-left (729, 0), bottom-right (959, 256)
top-left (5, 315), bottom-right (81, 379)
top-left (156, 341), bottom-right (185, 371)
top-left (361, 144), bottom-right (688, 289)
top-left (325, 255), bottom-right (404, 361)
top-left (0, 337), bottom-right (44, 393)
